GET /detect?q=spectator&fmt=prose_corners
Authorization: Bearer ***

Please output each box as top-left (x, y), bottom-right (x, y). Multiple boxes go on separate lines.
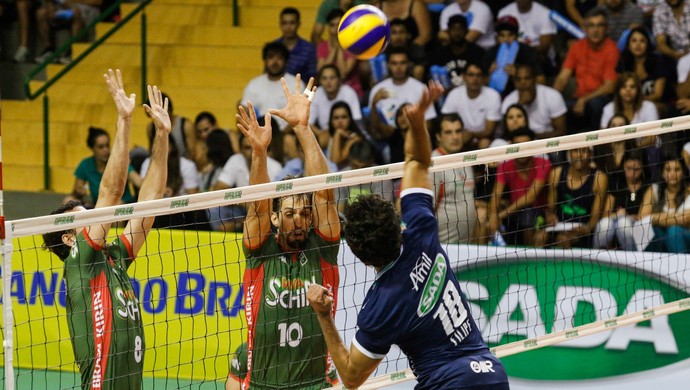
top-left (310, 65), bottom-right (362, 148)
top-left (439, 0), bottom-right (496, 49)
top-left (432, 114), bottom-right (477, 243)
top-left (593, 114), bottom-right (636, 174)
top-left (497, 0), bottom-right (558, 59)
top-left (65, 126), bottom-right (140, 208)
top-left (316, 9), bottom-right (363, 98)
top-left (383, 103), bottom-right (411, 164)
top-left (145, 92), bottom-right (197, 164)
top-left (199, 129), bottom-right (233, 192)
top-left (375, 0), bottom-right (432, 46)
top-left (639, 156), bottom-right (690, 252)
top-left (489, 127), bottom-right (551, 246)
top-left (336, 141), bottom-right (394, 214)
top-left (652, 0), bottom-right (690, 61)
top-left (192, 111), bottom-right (236, 172)
top-left (1, 0), bottom-right (31, 62)
top-left (386, 18), bottom-right (427, 80)
top-left (593, 149), bottom-right (647, 250)
top-left (566, 0), bottom-right (605, 27)
top-left (600, 72), bottom-right (659, 128)
top-left (553, 8), bottom-right (619, 133)
top-left (677, 51), bottom-right (690, 113)
top-left (484, 16), bottom-right (545, 96)
top-left (275, 7), bottom-right (317, 80)
top-left (328, 101), bottom-right (366, 168)
top-left (598, 0), bottom-right (645, 42)
top-left (502, 64), bottom-right (567, 139)
top-left (35, 0), bottom-right (102, 63)
top-left (441, 62), bottom-right (501, 149)
top-left (368, 47), bottom-right (437, 141)
top-left (141, 133), bottom-right (199, 197)
top-left (537, 146), bottom-right (608, 248)
top-left (501, 103), bottom-right (531, 137)
top-left (311, 0), bottom-right (366, 43)
top-left (429, 14), bottom-right (486, 88)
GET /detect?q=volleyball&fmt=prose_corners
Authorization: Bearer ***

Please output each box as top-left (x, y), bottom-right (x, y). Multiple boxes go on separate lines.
top-left (337, 5), bottom-right (390, 60)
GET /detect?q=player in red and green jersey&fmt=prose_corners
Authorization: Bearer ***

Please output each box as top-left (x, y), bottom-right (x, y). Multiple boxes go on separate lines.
top-left (226, 74), bottom-right (341, 390)
top-left (42, 70), bottom-right (171, 390)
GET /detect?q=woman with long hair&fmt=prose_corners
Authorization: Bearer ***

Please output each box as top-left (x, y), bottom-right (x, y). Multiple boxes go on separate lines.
top-left (502, 103), bottom-right (530, 138)
top-left (600, 72), bottom-right (659, 129)
top-left (616, 26), bottom-right (670, 106)
top-left (328, 101), bottom-right (365, 168)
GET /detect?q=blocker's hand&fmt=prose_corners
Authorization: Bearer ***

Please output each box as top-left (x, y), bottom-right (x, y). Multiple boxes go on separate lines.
top-left (307, 283), bottom-right (333, 317)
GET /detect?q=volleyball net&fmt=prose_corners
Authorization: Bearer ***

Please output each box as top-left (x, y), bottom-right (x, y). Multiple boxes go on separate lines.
top-left (2, 115), bottom-right (690, 389)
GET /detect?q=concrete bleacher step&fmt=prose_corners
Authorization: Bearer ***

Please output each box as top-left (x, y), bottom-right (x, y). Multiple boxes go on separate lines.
top-left (120, 3), bottom-right (234, 26)
top-left (97, 23), bottom-right (279, 47)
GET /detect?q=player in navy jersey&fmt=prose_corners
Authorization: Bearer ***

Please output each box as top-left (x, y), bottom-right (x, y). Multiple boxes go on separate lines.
top-left (307, 81), bottom-right (510, 390)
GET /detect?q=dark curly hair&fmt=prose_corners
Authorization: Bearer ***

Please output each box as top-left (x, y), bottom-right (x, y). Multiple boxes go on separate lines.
top-left (42, 199), bottom-right (83, 260)
top-left (343, 194), bottom-right (401, 268)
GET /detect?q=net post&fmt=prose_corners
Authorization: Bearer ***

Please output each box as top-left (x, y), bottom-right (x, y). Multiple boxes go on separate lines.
top-left (2, 220), bottom-right (15, 390)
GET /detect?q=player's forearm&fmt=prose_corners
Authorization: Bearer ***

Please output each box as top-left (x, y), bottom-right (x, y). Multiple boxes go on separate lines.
top-left (99, 115), bottom-right (131, 202)
top-left (138, 129), bottom-right (168, 201)
top-left (404, 113), bottom-right (431, 166)
top-left (316, 313), bottom-right (366, 389)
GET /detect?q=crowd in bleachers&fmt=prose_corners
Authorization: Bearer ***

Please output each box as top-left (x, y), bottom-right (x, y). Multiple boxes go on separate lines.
top-left (17, 0), bottom-right (690, 252)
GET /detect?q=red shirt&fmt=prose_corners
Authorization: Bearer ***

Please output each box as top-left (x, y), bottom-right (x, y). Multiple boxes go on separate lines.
top-left (562, 38), bottom-right (619, 98)
top-left (497, 157), bottom-right (551, 208)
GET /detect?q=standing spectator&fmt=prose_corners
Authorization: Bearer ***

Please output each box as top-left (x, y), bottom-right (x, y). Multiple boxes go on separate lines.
top-left (537, 147), bottom-right (608, 248)
top-left (311, 0), bottom-right (366, 43)
top-left (553, 8), bottom-right (619, 133)
top-left (441, 62), bottom-right (502, 149)
top-left (2, 0), bottom-right (32, 62)
top-left (502, 64), bottom-right (567, 139)
top-left (439, 0), bottom-right (496, 50)
top-left (310, 65), bottom-right (362, 148)
top-left (599, 0), bottom-right (645, 42)
top-left (35, 0), bottom-right (102, 63)
top-left (368, 47), bottom-right (437, 141)
top-left (275, 7), bottom-right (317, 80)
top-left (432, 114), bottom-right (477, 243)
top-left (677, 51), bottom-right (690, 113)
top-left (489, 127), bottom-right (551, 246)
top-left (429, 14), bottom-right (486, 88)
top-left (316, 9), bottom-right (363, 98)
top-left (376, 0), bottom-right (432, 46)
top-left (497, 0), bottom-right (558, 59)
top-left (652, 0), bottom-right (690, 61)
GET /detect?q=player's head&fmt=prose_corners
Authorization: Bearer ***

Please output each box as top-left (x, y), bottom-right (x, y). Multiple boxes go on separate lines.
top-left (262, 42), bottom-right (289, 78)
top-left (87, 127), bottom-right (110, 165)
top-left (343, 194), bottom-right (402, 268)
top-left (42, 200), bottom-right (87, 261)
top-left (272, 181), bottom-right (314, 251)
top-left (436, 114), bottom-right (465, 154)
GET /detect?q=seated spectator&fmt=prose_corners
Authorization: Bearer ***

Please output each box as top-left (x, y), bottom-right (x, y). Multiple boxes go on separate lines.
top-left (678, 51), bottom-right (690, 114)
top-left (311, 0), bottom-right (366, 43)
top-left (553, 8), bottom-right (619, 133)
top-left (598, 0), bottom-right (645, 42)
top-left (652, 0), bottom-right (690, 62)
top-left (617, 26), bottom-right (673, 112)
top-left (639, 156), bottom-right (690, 253)
top-left (593, 114), bottom-right (636, 174)
top-left (600, 72), bottom-right (659, 128)
top-left (275, 138), bottom-right (338, 180)
top-left (316, 9), bottom-right (362, 98)
top-left (537, 146), bottom-right (608, 248)
top-left (484, 16), bottom-right (545, 96)
top-left (382, 103), bottom-right (411, 164)
top-left (489, 127), bottom-right (551, 246)
top-left (441, 62), bottom-right (501, 149)
top-left (497, 0), bottom-right (557, 67)
top-left (336, 141), bottom-right (394, 214)
top-left (145, 92), bottom-right (197, 163)
top-left (565, 0), bottom-right (603, 27)
top-left (368, 47), bottom-right (437, 141)
top-left (386, 18), bottom-right (427, 80)
top-left (275, 7), bottom-right (317, 80)
top-left (65, 126), bottom-right (140, 208)
top-left (328, 101), bottom-right (368, 168)
top-left (35, 0), bottom-right (102, 63)
top-left (439, 0), bottom-right (496, 49)
top-left (140, 133), bottom-right (199, 197)
top-left (501, 103), bottom-right (530, 137)
top-left (376, 0), bottom-right (432, 46)
top-left (310, 65), bottom-right (362, 148)
top-left (429, 14), bottom-right (486, 88)
top-left (593, 149), bottom-right (647, 250)
top-left (192, 111), bottom-right (237, 172)
top-left (432, 114), bottom-right (477, 243)
top-left (501, 64), bottom-right (567, 139)
top-left (199, 129), bottom-right (234, 192)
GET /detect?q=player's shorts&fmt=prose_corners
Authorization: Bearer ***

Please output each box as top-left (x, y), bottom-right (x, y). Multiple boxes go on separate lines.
top-left (417, 351), bottom-right (510, 390)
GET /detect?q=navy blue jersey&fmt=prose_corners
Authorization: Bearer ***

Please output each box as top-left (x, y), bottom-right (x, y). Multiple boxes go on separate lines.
top-left (353, 189), bottom-right (509, 389)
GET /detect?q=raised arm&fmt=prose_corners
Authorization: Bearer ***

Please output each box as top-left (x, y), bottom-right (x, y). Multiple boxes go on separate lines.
top-left (123, 85), bottom-right (171, 257)
top-left (87, 69), bottom-right (135, 247)
top-left (238, 102), bottom-right (274, 249)
top-left (401, 81), bottom-right (444, 192)
top-left (269, 75), bottom-right (340, 240)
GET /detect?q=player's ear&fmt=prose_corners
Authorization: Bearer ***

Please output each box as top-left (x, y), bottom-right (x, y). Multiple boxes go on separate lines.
top-left (270, 212), bottom-right (280, 228)
top-left (61, 233), bottom-right (75, 247)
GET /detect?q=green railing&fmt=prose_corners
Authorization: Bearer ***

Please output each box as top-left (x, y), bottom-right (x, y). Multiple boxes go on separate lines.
top-left (23, 0), bottom-right (152, 190)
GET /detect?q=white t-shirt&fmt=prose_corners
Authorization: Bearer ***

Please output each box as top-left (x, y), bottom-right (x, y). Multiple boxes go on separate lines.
top-left (441, 85), bottom-right (502, 133)
top-left (241, 73), bottom-right (305, 129)
top-left (216, 153), bottom-right (283, 189)
top-left (140, 156), bottom-right (200, 196)
top-left (497, 2), bottom-right (557, 48)
top-left (600, 100), bottom-right (659, 129)
top-left (501, 85), bottom-right (567, 135)
top-left (439, 0), bottom-right (496, 49)
top-left (309, 84), bottom-right (362, 129)
top-left (431, 148), bottom-right (476, 244)
top-left (678, 52), bottom-right (690, 84)
top-left (369, 77), bottom-right (438, 126)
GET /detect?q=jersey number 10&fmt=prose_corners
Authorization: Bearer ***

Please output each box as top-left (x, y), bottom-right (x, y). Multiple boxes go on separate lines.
top-left (278, 322), bottom-right (304, 347)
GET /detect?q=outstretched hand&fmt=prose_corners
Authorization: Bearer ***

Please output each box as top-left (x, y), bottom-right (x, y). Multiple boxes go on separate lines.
top-left (404, 81), bottom-right (443, 125)
top-left (143, 85), bottom-right (171, 134)
top-left (268, 74), bottom-right (315, 128)
top-left (104, 69), bottom-right (136, 118)
top-left (237, 101), bottom-right (272, 153)
top-left (307, 283), bottom-right (333, 317)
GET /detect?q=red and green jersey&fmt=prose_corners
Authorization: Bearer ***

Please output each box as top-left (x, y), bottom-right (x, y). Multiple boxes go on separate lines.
top-left (243, 229), bottom-right (340, 389)
top-left (64, 230), bottom-right (144, 389)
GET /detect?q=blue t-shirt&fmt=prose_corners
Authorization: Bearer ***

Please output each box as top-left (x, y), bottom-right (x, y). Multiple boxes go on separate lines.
top-left (353, 189), bottom-right (509, 389)
top-left (75, 157), bottom-right (136, 204)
